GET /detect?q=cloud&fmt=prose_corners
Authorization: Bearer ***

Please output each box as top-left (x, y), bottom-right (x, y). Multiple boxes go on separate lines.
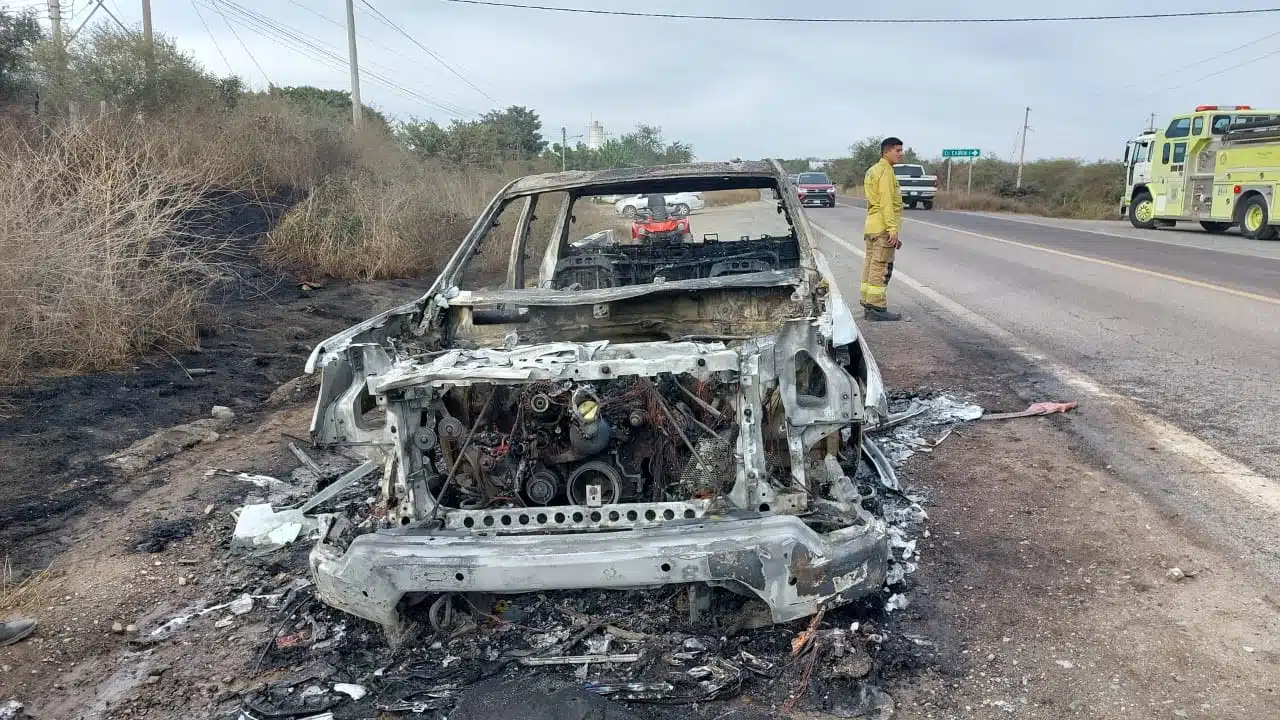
top-left (103, 0), bottom-right (1280, 162)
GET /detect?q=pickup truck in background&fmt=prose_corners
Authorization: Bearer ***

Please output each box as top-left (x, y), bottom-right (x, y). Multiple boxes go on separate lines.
top-left (893, 163), bottom-right (937, 210)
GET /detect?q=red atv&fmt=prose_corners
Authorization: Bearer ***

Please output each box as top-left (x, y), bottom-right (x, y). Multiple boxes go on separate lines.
top-left (631, 194), bottom-right (693, 243)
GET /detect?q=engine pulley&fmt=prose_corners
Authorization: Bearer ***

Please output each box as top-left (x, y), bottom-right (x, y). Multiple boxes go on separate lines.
top-left (524, 469), bottom-right (561, 506)
top-left (567, 460), bottom-right (623, 506)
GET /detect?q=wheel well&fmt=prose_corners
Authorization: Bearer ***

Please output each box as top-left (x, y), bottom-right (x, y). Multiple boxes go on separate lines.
top-left (1233, 191), bottom-right (1265, 222)
top-left (1130, 185), bottom-right (1150, 200)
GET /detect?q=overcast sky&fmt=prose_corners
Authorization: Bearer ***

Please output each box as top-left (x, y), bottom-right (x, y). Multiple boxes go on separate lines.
top-left (25, 0), bottom-right (1280, 162)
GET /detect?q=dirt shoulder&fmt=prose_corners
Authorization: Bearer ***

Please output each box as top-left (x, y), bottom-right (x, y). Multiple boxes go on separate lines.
top-left (863, 301), bottom-right (1280, 719)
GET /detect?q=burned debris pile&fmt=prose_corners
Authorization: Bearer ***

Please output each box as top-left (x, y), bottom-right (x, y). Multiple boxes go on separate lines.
top-left (169, 391), bottom-right (984, 718)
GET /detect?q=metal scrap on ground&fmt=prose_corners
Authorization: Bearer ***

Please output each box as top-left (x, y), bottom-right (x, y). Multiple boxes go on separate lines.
top-left (194, 389), bottom-right (987, 716)
top-left (980, 400), bottom-right (1078, 421)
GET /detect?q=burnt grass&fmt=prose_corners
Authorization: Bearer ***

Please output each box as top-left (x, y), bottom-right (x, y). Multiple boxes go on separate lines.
top-left (0, 190), bottom-right (430, 576)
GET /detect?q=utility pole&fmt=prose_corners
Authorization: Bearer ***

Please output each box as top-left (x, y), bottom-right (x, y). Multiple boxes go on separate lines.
top-left (344, 0), bottom-right (364, 129)
top-left (141, 0), bottom-right (155, 107)
top-left (561, 127), bottom-right (568, 171)
top-left (47, 0), bottom-right (62, 46)
top-left (47, 0), bottom-right (65, 96)
top-left (141, 0), bottom-right (154, 77)
top-left (1016, 106), bottom-right (1031, 188)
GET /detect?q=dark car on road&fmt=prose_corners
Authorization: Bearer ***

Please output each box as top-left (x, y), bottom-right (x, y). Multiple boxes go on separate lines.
top-left (796, 171), bottom-right (837, 208)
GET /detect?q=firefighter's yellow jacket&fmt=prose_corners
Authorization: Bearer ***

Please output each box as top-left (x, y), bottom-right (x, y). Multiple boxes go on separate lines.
top-left (862, 158), bottom-right (902, 235)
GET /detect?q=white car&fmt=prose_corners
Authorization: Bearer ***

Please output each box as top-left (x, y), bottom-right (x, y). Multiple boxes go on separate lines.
top-left (614, 192), bottom-right (705, 216)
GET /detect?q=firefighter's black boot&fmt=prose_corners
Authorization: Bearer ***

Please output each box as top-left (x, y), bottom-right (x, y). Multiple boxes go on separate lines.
top-left (864, 306), bottom-right (902, 322)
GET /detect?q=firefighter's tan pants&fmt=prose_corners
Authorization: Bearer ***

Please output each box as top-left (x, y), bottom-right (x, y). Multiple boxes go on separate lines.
top-left (860, 232), bottom-right (895, 310)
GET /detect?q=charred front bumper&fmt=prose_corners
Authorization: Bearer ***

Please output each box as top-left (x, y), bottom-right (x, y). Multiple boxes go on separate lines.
top-left (311, 511), bottom-right (888, 628)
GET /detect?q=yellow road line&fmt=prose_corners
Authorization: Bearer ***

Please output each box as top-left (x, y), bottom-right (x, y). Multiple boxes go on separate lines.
top-left (835, 201), bottom-right (1280, 306)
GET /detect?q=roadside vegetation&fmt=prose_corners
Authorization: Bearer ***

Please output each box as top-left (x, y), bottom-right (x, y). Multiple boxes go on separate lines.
top-left (0, 9), bottom-right (701, 383)
top-left (782, 137), bottom-right (1125, 219)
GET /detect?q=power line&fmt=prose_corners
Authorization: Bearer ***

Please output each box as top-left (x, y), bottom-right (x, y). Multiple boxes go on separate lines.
top-left (239, 0), bottom-right (474, 115)
top-left (436, 1), bottom-right (1280, 24)
top-left (1064, 26), bottom-right (1280, 106)
top-left (359, 0), bottom-right (498, 104)
top-left (210, 0), bottom-right (271, 86)
top-left (1148, 29), bottom-right (1280, 82)
top-left (287, 0), bottom-right (404, 56)
top-left (191, 0), bottom-right (234, 75)
top-left (204, 0), bottom-right (469, 116)
top-left (68, 0), bottom-right (93, 23)
top-left (206, 1), bottom-right (405, 95)
top-left (1155, 46), bottom-right (1280, 94)
top-left (284, 0), bottom-right (475, 112)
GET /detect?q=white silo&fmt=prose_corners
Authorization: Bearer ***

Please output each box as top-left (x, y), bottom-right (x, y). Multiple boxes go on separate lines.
top-left (587, 121), bottom-right (605, 150)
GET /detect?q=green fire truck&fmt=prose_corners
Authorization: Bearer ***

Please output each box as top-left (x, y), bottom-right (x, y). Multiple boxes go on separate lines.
top-left (1121, 105), bottom-right (1280, 240)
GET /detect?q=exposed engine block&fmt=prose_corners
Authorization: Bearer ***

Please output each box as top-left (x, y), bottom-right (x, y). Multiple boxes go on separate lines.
top-left (407, 375), bottom-right (737, 516)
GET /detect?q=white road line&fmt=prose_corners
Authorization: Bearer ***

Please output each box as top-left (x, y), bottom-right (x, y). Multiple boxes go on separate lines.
top-left (950, 211), bottom-right (1164, 242)
top-left (956, 211), bottom-right (1280, 258)
top-left (811, 220), bottom-right (1280, 515)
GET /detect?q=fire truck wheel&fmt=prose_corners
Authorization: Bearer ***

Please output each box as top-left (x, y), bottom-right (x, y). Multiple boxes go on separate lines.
top-left (1239, 195), bottom-right (1277, 240)
top-left (1128, 191), bottom-right (1157, 229)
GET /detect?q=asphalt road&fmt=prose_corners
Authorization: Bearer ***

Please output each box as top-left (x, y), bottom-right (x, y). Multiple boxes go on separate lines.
top-left (808, 200), bottom-right (1280, 581)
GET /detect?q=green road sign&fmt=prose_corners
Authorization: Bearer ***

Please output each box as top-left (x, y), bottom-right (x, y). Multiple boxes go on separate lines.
top-left (942, 148), bottom-right (980, 158)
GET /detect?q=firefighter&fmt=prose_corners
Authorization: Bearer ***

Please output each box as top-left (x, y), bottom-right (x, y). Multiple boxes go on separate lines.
top-left (860, 137), bottom-right (905, 321)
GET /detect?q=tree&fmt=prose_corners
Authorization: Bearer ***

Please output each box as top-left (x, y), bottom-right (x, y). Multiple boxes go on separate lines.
top-left (480, 105), bottom-right (546, 161)
top-left (398, 117), bottom-right (494, 165)
top-left (0, 8), bottom-right (43, 101)
top-left (848, 137), bottom-right (884, 178)
top-left (831, 137), bottom-right (925, 186)
top-left (397, 105), bottom-right (546, 166)
top-left (270, 85), bottom-right (390, 130)
top-left (39, 25), bottom-right (236, 113)
top-left (619, 124), bottom-right (693, 165)
top-left (397, 118), bottom-right (449, 158)
top-left (543, 125), bottom-right (696, 171)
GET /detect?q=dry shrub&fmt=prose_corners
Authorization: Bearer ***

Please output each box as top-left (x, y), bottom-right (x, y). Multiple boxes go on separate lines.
top-left (1, 556), bottom-right (52, 614)
top-left (935, 191), bottom-right (1113, 219)
top-left (0, 119), bottom-right (224, 382)
top-left (703, 188), bottom-right (763, 207)
top-left (264, 166), bottom-right (507, 281)
top-left (150, 95), bottom-right (405, 193)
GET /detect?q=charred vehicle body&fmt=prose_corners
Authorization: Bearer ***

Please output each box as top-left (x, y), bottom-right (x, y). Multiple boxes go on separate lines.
top-left (304, 161), bottom-right (892, 630)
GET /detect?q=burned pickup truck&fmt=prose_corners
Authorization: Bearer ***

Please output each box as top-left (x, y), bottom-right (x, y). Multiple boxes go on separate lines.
top-left (304, 161), bottom-right (892, 630)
